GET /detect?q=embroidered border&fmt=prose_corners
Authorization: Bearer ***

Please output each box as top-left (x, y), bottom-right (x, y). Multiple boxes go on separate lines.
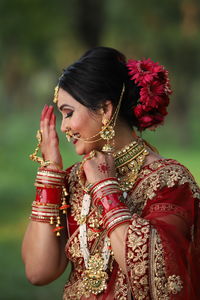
top-left (149, 228), bottom-right (169, 299)
top-left (114, 269), bottom-right (129, 300)
top-left (126, 214), bottom-right (150, 299)
top-left (149, 228), bottom-right (183, 299)
top-left (130, 160), bottom-right (200, 212)
top-left (149, 203), bottom-right (189, 223)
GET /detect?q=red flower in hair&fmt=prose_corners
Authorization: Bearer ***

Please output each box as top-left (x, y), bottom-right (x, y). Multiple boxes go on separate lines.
top-left (127, 58), bottom-right (164, 85)
top-left (126, 58), bottom-right (172, 131)
top-left (140, 81), bottom-right (166, 108)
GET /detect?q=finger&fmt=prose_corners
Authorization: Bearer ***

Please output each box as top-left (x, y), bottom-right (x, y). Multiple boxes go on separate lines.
top-left (49, 114), bottom-right (57, 139)
top-left (40, 105), bottom-right (48, 121)
top-left (106, 153), bottom-right (115, 165)
top-left (50, 112), bottom-right (56, 126)
top-left (40, 105), bottom-right (49, 132)
top-left (44, 105), bottom-right (54, 120)
top-left (43, 106), bottom-right (54, 132)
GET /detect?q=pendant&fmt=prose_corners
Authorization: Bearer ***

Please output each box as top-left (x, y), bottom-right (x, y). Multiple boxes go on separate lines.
top-left (82, 253), bottom-right (108, 295)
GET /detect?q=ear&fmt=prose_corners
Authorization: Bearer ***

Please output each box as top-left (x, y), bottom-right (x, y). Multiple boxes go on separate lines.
top-left (102, 100), bottom-right (114, 120)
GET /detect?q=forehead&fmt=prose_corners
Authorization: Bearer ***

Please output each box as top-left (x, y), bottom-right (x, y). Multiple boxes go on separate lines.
top-left (57, 88), bottom-right (82, 109)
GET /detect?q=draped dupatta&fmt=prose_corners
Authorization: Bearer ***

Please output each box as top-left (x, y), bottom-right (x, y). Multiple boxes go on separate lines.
top-left (63, 159), bottom-right (200, 300)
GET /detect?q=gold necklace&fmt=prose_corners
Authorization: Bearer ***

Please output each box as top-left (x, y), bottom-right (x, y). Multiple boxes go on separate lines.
top-left (113, 139), bottom-right (149, 191)
top-left (76, 151), bottom-right (111, 297)
top-left (76, 140), bottom-right (149, 296)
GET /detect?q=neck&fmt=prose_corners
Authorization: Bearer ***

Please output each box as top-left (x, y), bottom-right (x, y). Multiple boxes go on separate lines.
top-left (114, 120), bottom-right (138, 152)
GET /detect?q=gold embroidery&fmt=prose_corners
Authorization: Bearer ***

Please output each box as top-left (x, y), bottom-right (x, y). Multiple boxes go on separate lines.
top-left (63, 279), bottom-right (83, 300)
top-left (150, 228), bottom-right (183, 299)
top-left (68, 163), bottom-right (84, 223)
top-left (150, 228), bottom-right (169, 299)
top-left (149, 203), bottom-right (189, 223)
top-left (127, 159), bottom-right (200, 216)
top-left (167, 275), bottom-right (183, 294)
top-left (68, 236), bottom-right (82, 259)
top-left (114, 269), bottom-right (129, 299)
top-left (126, 215), bottom-right (150, 299)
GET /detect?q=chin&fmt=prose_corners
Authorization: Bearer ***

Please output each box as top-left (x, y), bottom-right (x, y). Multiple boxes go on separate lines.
top-left (74, 144), bottom-right (88, 156)
top-left (75, 144), bottom-right (98, 156)
top-left (74, 138), bottom-right (103, 155)
top-left (75, 148), bottom-right (85, 156)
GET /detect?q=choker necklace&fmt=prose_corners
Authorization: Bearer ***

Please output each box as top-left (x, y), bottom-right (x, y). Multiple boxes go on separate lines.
top-left (113, 139), bottom-right (149, 191)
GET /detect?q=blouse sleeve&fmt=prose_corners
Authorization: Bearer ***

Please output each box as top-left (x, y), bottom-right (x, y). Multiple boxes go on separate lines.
top-left (124, 161), bottom-right (200, 300)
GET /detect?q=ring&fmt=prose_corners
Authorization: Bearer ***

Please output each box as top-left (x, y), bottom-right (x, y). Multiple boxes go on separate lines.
top-left (36, 129), bottom-right (43, 143)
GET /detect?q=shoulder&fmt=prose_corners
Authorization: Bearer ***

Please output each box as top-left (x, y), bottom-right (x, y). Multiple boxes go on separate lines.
top-left (137, 158), bottom-right (200, 200)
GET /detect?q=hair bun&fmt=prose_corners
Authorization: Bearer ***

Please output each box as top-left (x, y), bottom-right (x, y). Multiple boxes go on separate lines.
top-left (126, 58), bottom-right (172, 131)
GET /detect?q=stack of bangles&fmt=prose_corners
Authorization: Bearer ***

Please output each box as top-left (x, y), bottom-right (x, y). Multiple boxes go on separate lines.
top-left (30, 167), bottom-right (69, 236)
top-left (90, 177), bottom-right (132, 237)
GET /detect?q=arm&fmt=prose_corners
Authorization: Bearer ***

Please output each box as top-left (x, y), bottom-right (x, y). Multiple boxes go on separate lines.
top-left (22, 105), bottom-right (68, 285)
top-left (22, 220), bottom-right (68, 285)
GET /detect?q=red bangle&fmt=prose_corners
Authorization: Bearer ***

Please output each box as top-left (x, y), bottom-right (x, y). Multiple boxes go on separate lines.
top-left (35, 187), bottom-right (63, 205)
top-left (90, 177), bottom-right (118, 193)
top-left (100, 193), bottom-right (125, 214)
top-left (93, 187), bottom-right (121, 205)
top-left (103, 207), bottom-right (130, 225)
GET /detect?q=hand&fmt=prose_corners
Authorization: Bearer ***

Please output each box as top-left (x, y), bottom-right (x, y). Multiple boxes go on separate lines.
top-left (40, 105), bottom-right (63, 169)
top-left (83, 151), bottom-right (116, 184)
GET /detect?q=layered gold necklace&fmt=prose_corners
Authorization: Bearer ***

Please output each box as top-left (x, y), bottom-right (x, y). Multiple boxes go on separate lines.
top-left (113, 139), bottom-right (149, 192)
top-left (77, 139), bottom-right (149, 297)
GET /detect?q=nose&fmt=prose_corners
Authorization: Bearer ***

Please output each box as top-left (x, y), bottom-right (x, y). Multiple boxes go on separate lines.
top-left (61, 118), bottom-right (67, 133)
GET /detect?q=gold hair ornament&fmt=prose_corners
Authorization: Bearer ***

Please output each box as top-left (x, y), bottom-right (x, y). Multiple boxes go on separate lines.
top-left (53, 85), bottom-right (59, 104)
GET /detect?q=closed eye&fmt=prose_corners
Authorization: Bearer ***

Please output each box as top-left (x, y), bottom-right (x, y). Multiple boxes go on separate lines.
top-left (65, 111), bottom-right (73, 118)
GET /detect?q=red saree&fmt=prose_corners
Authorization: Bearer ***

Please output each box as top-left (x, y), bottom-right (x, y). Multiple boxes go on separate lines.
top-left (63, 159), bottom-right (200, 300)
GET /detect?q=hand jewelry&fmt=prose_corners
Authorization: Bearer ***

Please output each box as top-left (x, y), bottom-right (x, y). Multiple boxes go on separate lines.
top-left (77, 150), bottom-right (96, 193)
top-left (29, 129), bottom-right (62, 169)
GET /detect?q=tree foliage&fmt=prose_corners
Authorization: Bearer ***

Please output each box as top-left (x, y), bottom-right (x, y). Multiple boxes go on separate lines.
top-left (0, 0), bottom-right (200, 144)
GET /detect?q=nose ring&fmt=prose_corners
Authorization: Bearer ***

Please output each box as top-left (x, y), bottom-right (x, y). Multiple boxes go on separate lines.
top-left (65, 128), bottom-right (72, 142)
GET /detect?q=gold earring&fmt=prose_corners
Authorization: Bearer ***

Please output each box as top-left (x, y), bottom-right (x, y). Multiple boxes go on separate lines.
top-left (100, 116), bottom-right (115, 153)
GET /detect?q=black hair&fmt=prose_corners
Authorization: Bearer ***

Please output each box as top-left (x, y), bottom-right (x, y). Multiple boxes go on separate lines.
top-left (58, 46), bottom-right (140, 127)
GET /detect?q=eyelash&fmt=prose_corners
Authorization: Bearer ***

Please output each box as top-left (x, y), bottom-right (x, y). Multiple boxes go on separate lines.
top-left (65, 111), bottom-right (73, 118)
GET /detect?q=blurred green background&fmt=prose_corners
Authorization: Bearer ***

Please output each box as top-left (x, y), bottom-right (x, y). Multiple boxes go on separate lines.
top-left (0, 0), bottom-right (199, 299)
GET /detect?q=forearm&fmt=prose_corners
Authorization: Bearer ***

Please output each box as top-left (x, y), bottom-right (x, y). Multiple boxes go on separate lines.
top-left (22, 220), bottom-right (68, 285)
top-left (109, 223), bottom-right (129, 273)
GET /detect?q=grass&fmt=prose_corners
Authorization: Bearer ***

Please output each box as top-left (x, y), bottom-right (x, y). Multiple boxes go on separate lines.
top-left (0, 111), bottom-right (199, 299)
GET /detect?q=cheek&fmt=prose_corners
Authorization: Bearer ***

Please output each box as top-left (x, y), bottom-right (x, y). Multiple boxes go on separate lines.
top-left (70, 116), bottom-right (83, 131)
top-left (71, 114), bottom-right (93, 132)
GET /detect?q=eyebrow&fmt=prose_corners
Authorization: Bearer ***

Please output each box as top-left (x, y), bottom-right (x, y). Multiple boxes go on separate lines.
top-left (59, 104), bottom-right (74, 111)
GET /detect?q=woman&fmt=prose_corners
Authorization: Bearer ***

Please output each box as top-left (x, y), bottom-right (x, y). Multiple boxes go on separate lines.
top-left (22, 47), bottom-right (200, 299)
